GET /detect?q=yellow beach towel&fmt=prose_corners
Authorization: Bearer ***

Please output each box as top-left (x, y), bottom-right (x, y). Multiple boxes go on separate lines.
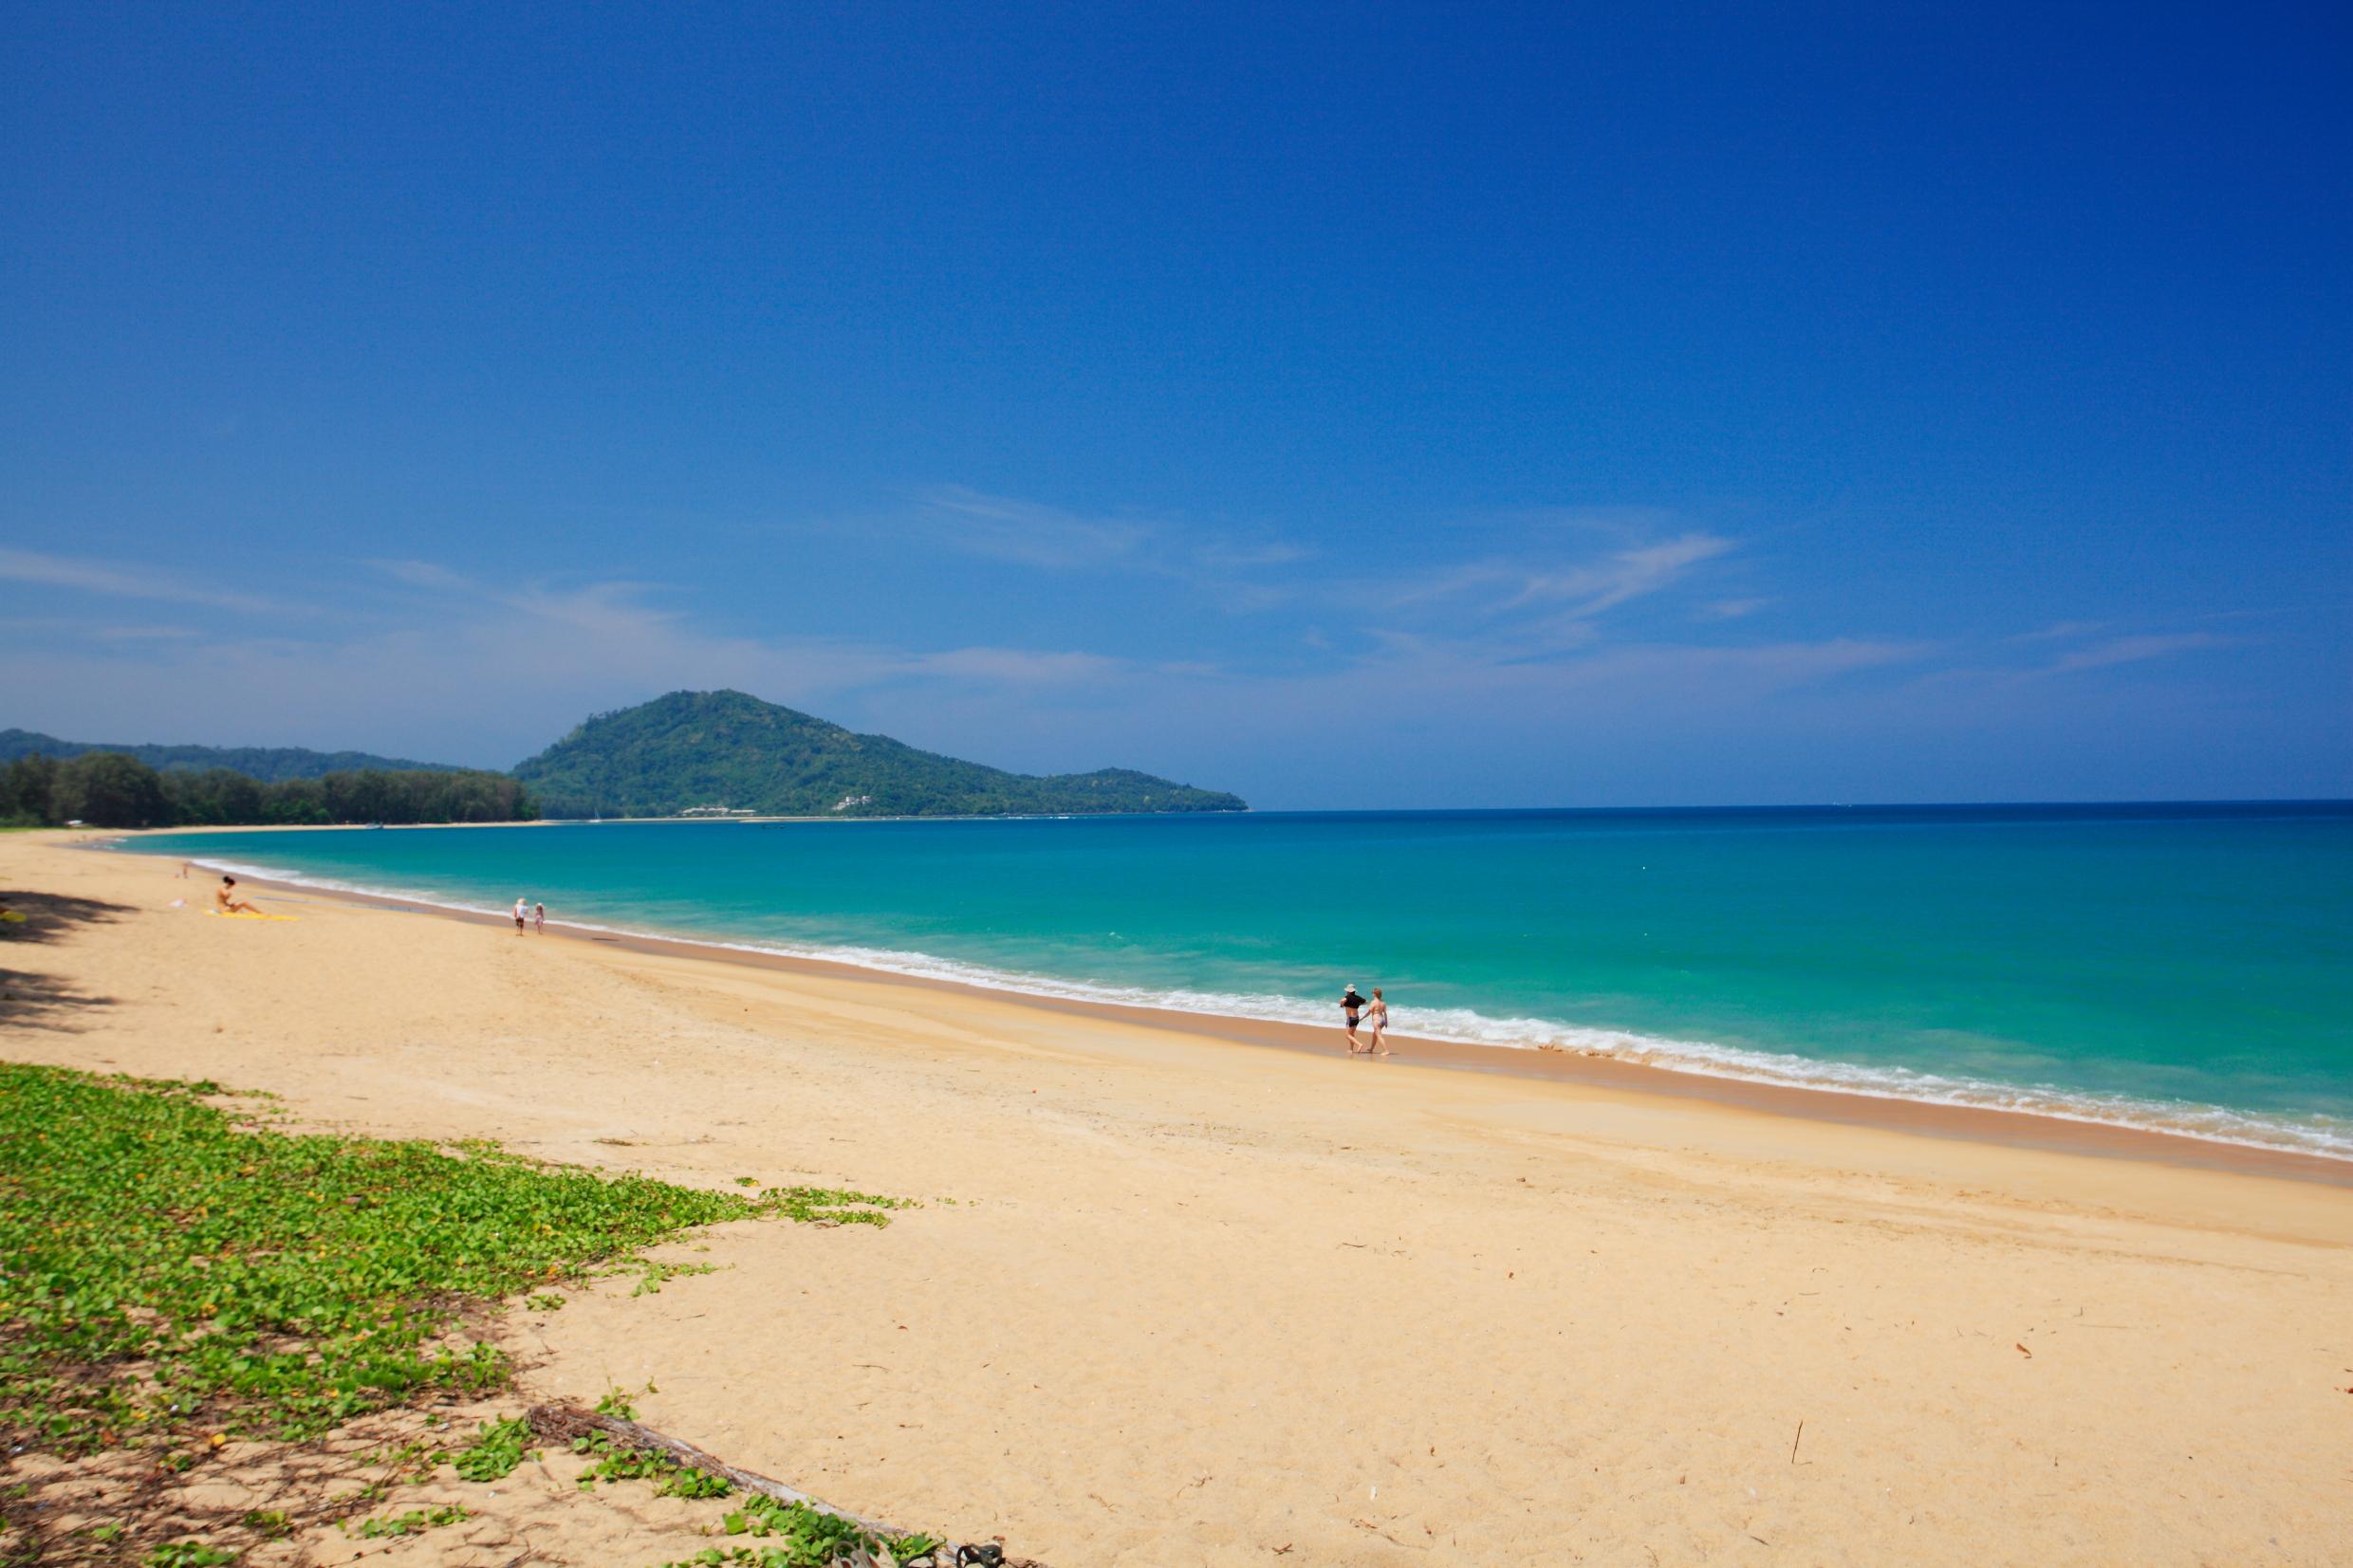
top-left (206, 911), bottom-right (298, 922)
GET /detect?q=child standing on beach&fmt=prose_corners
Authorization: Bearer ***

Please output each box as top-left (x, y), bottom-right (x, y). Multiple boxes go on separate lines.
top-left (533, 902), bottom-right (546, 933)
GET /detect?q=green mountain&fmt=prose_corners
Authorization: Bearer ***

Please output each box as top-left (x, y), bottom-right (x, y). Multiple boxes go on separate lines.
top-left (510, 690), bottom-right (1247, 819)
top-left (0, 729), bottom-right (464, 783)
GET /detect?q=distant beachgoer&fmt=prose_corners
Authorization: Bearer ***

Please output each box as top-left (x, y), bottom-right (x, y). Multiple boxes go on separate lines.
top-left (512, 897), bottom-right (528, 933)
top-left (1341, 985), bottom-right (1367, 1052)
top-left (177, 860), bottom-right (192, 879)
top-left (533, 901), bottom-right (547, 933)
top-left (1363, 988), bottom-right (1390, 1056)
top-left (214, 876), bottom-right (261, 914)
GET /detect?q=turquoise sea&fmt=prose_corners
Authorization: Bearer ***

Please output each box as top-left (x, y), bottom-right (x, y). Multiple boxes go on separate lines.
top-left (133, 804), bottom-right (2353, 1160)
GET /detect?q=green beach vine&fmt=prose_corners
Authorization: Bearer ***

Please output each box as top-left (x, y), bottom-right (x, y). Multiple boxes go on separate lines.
top-left (0, 1062), bottom-right (904, 1561)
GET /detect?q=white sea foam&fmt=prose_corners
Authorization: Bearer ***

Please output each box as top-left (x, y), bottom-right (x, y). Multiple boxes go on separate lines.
top-left (179, 852), bottom-right (2353, 1166)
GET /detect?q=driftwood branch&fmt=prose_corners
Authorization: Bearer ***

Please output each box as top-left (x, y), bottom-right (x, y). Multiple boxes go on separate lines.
top-left (524, 1401), bottom-right (1048, 1566)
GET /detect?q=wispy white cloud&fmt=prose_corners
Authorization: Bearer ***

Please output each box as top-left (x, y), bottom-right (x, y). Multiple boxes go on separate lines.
top-left (93, 625), bottom-right (206, 641)
top-left (0, 561), bottom-right (1183, 766)
top-left (2044, 632), bottom-right (2231, 675)
top-left (0, 547), bottom-right (287, 615)
top-left (1358, 531), bottom-right (1736, 625)
top-left (0, 617), bottom-right (202, 641)
top-left (903, 492), bottom-right (1740, 651)
top-left (2008, 619), bottom-right (2108, 643)
top-left (906, 488), bottom-right (1311, 612)
top-left (1497, 504), bottom-right (1691, 539)
top-left (365, 558), bottom-right (481, 594)
top-left (918, 488), bottom-right (1155, 570)
top-left (1195, 541), bottom-right (1314, 571)
top-left (1904, 627), bottom-right (2237, 692)
top-left (1365, 560), bottom-right (1522, 612)
top-left (1504, 533), bottom-right (1736, 616)
top-left (907, 647), bottom-right (1133, 687)
top-left (4, 492), bottom-right (2272, 803)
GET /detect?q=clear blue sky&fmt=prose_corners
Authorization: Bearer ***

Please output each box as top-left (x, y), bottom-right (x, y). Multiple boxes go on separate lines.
top-left (4, 3), bottom-right (2345, 806)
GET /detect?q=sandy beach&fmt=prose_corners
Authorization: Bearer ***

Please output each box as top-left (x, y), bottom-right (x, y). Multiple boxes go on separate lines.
top-left (6, 830), bottom-right (2350, 1565)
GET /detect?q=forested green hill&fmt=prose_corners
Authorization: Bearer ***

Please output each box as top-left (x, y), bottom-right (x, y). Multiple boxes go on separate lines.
top-left (0, 729), bottom-right (460, 782)
top-left (510, 690), bottom-right (1246, 819)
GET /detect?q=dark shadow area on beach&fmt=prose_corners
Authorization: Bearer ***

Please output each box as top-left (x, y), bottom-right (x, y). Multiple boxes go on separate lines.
top-left (0, 889), bottom-right (133, 947)
top-left (0, 889), bottom-right (128, 1030)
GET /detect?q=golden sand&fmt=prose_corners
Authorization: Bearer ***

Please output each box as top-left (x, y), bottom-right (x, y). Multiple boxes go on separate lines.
top-left (6, 832), bottom-right (2348, 1564)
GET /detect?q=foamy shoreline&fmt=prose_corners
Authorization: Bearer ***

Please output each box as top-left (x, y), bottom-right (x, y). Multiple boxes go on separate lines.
top-left (133, 837), bottom-right (2353, 1180)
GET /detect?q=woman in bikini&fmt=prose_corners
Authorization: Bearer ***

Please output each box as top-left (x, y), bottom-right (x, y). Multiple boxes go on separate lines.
top-left (1362, 988), bottom-right (1390, 1056)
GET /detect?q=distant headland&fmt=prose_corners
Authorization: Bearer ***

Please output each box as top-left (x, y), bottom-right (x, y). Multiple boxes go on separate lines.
top-left (1, 690), bottom-right (1245, 827)
top-left (512, 690), bottom-right (1244, 820)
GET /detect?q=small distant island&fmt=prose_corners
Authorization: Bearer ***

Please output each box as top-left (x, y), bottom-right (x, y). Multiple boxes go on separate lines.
top-left (513, 690), bottom-right (1246, 819)
top-left (0, 691), bottom-right (1245, 827)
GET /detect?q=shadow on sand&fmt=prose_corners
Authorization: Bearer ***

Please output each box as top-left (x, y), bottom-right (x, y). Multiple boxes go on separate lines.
top-left (0, 888), bottom-right (129, 1031)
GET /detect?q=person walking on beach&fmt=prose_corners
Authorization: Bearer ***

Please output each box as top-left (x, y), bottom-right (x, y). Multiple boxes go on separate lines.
top-left (512, 896), bottom-right (528, 933)
top-left (1341, 984), bottom-right (1367, 1052)
top-left (1363, 987), bottom-right (1390, 1056)
top-left (214, 876), bottom-right (262, 914)
top-left (533, 901), bottom-right (547, 933)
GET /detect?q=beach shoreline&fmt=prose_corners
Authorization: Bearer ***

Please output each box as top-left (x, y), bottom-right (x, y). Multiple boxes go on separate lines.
top-left (117, 830), bottom-right (2353, 1189)
top-left (9, 828), bottom-right (2352, 1564)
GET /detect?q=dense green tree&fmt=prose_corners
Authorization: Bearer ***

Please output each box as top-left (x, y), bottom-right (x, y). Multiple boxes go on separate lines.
top-left (259, 778), bottom-right (329, 824)
top-left (208, 768), bottom-right (265, 824)
top-left (161, 767), bottom-right (267, 825)
top-left (0, 755), bottom-right (62, 825)
top-left (0, 748), bottom-right (534, 828)
top-left (51, 751), bottom-right (173, 828)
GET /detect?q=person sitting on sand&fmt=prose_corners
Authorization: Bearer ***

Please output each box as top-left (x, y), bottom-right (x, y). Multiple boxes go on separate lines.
top-left (214, 876), bottom-right (262, 914)
top-left (1363, 987), bottom-right (1390, 1056)
top-left (1341, 985), bottom-right (1367, 1052)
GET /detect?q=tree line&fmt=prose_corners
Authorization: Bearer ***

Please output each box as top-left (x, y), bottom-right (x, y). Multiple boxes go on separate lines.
top-left (0, 751), bottom-right (538, 829)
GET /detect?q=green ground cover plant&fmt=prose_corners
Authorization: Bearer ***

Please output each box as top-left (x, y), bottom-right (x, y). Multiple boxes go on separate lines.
top-left (234, 1510), bottom-right (290, 1539)
top-left (351, 1503), bottom-right (470, 1538)
top-left (141, 1546), bottom-right (234, 1568)
top-left (571, 1429), bottom-right (736, 1499)
top-left (448, 1417), bottom-right (535, 1483)
top-left (721, 1494), bottom-right (938, 1560)
top-left (563, 1433), bottom-right (941, 1567)
top-left (0, 1062), bottom-right (901, 1466)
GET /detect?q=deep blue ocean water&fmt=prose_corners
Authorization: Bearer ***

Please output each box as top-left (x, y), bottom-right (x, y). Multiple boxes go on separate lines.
top-left (135, 804), bottom-right (2353, 1159)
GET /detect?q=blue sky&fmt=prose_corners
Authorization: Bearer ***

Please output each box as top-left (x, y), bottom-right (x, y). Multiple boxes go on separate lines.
top-left (3, 3), bottom-right (2345, 806)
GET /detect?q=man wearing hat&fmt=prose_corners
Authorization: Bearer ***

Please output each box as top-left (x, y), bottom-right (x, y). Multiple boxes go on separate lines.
top-left (1340, 984), bottom-right (1368, 1052)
